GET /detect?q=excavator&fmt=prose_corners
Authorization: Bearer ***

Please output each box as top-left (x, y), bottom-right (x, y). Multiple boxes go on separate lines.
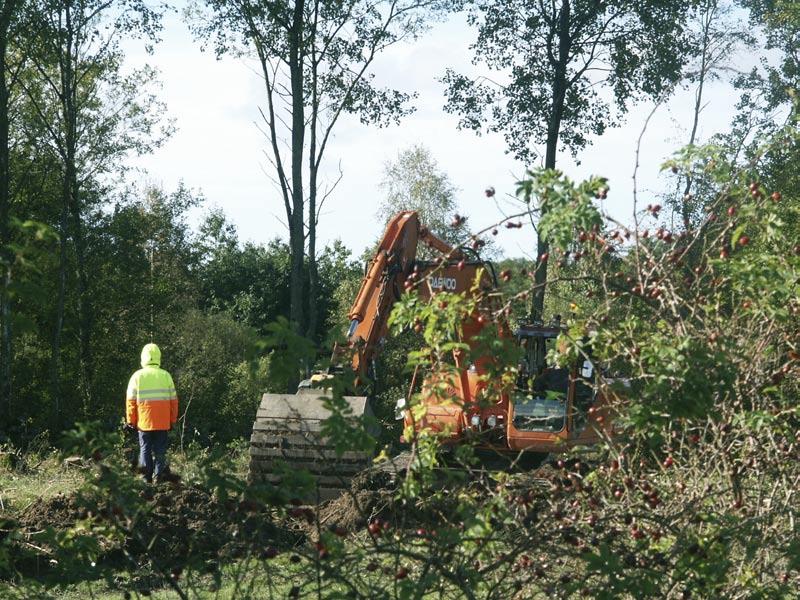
top-left (248, 211), bottom-right (615, 499)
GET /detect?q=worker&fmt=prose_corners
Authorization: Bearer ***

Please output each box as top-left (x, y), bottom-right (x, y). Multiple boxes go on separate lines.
top-left (125, 343), bottom-right (178, 483)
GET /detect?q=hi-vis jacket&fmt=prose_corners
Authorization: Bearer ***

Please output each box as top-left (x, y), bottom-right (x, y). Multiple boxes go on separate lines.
top-left (126, 344), bottom-right (178, 431)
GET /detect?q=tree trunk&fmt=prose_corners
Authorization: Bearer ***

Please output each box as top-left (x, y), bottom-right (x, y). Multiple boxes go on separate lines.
top-left (681, 1), bottom-right (714, 227)
top-left (530, 0), bottom-right (570, 322)
top-left (0, 29), bottom-right (10, 424)
top-left (306, 31), bottom-right (319, 342)
top-left (50, 198), bottom-right (69, 430)
top-left (288, 0), bottom-right (305, 337)
top-left (67, 164), bottom-right (93, 414)
top-left (62, 5), bottom-right (93, 412)
top-left (306, 184), bottom-right (318, 341)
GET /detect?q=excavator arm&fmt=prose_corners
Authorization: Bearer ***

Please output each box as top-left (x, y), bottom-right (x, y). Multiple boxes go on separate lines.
top-left (342, 211), bottom-right (464, 376)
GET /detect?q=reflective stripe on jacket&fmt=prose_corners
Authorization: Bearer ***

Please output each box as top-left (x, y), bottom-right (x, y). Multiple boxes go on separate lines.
top-left (126, 343), bottom-right (178, 431)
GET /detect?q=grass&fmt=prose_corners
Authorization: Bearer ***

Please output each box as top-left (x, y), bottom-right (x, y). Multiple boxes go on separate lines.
top-left (11, 556), bottom-right (314, 600)
top-left (0, 451), bottom-right (87, 516)
top-left (0, 442), bottom-right (307, 600)
top-left (0, 437), bottom-right (251, 519)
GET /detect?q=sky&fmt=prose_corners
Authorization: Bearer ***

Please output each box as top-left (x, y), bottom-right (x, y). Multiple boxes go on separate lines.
top-left (123, 7), bottom-right (749, 260)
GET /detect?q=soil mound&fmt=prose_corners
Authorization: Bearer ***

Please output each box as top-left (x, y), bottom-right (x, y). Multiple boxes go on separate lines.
top-left (318, 469), bottom-right (396, 532)
top-left (12, 482), bottom-right (298, 575)
top-left (316, 455), bottom-right (563, 535)
top-left (16, 492), bottom-right (86, 531)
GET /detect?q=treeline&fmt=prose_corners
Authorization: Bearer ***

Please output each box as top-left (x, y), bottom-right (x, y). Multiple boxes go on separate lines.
top-left (5, 175), bottom-right (360, 443)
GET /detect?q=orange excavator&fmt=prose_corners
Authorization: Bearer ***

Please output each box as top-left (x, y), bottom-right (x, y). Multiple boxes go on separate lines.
top-left (248, 211), bottom-right (614, 499)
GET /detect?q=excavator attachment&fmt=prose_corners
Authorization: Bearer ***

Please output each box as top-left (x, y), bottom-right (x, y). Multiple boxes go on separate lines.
top-left (248, 389), bottom-right (375, 501)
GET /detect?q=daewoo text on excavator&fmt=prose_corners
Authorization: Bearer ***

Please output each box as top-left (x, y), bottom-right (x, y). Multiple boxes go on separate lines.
top-left (248, 211), bottom-right (614, 499)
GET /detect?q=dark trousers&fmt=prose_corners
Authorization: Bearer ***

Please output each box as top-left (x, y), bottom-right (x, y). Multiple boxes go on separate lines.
top-left (138, 430), bottom-right (169, 482)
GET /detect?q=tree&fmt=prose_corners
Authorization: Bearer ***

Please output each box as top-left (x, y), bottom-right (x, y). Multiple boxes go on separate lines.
top-left (378, 144), bottom-right (464, 254)
top-left (85, 183), bottom-right (201, 429)
top-left (666, 0), bottom-right (754, 228)
top-left (189, 0), bottom-right (451, 341)
top-left (443, 0), bottom-right (699, 320)
top-left (21, 0), bottom-right (167, 415)
top-left (0, 0), bottom-right (26, 424)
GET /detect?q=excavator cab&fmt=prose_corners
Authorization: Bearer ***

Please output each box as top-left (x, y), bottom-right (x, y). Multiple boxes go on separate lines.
top-left (512, 323), bottom-right (569, 434)
top-left (505, 322), bottom-right (605, 452)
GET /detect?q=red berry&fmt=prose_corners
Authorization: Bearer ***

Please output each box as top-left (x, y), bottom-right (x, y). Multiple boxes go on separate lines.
top-left (663, 456), bottom-right (674, 468)
top-left (771, 191), bottom-right (782, 202)
top-left (395, 567), bottom-right (408, 580)
top-left (314, 541), bottom-right (329, 559)
top-left (738, 235), bottom-right (749, 247)
top-left (368, 520), bottom-right (382, 536)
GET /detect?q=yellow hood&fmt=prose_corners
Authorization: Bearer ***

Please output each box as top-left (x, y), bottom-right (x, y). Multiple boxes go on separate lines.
top-left (140, 343), bottom-right (161, 368)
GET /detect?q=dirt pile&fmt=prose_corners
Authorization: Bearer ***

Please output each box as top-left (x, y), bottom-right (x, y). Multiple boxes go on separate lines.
top-left (316, 456), bottom-right (564, 535)
top-left (12, 483), bottom-right (298, 574)
top-left (318, 469), bottom-right (397, 532)
top-left (15, 492), bottom-right (87, 531)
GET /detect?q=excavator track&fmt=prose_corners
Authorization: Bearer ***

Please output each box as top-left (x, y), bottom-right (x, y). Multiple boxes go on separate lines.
top-left (248, 389), bottom-right (375, 502)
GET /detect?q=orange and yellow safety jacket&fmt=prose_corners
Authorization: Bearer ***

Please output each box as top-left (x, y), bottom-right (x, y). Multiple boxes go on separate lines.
top-left (126, 343), bottom-right (178, 431)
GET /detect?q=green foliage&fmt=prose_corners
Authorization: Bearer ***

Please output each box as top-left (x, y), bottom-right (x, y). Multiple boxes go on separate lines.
top-left (0, 219), bottom-right (57, 335)
top-left (518, 168), bottom-right (607, 251)
top-left (170, 309), bottom-right (267, 444)
top-left (258, 316), bottom-right (316, 394)
top-left (2, 3), bottom-right (800, 598)
top-left (444, 0), bottom-right (699, 162)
